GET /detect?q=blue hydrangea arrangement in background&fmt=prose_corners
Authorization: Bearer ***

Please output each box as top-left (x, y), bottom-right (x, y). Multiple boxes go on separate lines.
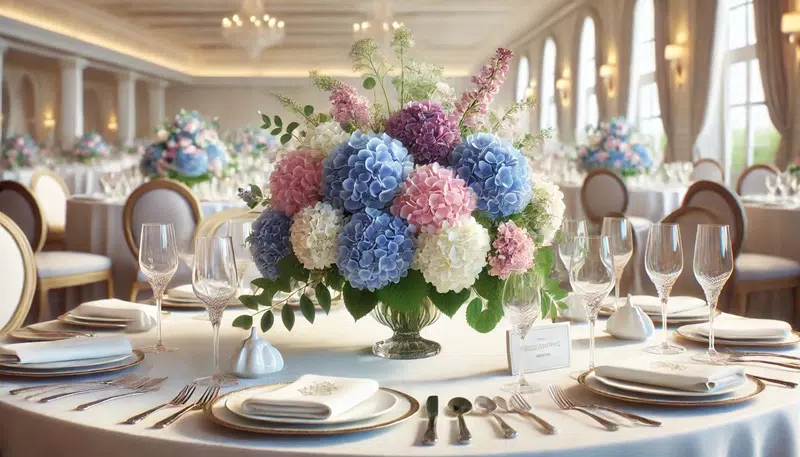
top-left (1, 134), bottom-right (39, 170)
top-left (577, 117), bottom-right (653, 177)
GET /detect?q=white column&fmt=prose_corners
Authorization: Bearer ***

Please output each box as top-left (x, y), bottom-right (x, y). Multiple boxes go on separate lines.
top-left (148, 80), bottom-right (168, 129)
top-left (117, 71), bottom-right (137, 145)
top-left (0, 39), bottom-right (8, 138)
top-left (59, 57), bottom-right (88, 148)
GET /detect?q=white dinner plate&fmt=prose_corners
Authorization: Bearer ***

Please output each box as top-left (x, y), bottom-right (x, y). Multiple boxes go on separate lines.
top-left (57, 313), bottom-right (127, 329)
top-left (688, 320), bottom-right (792, 340)
top-left (593, 373), bottom-right (747, 397)
top-left (68, 314), bottom-right (135, 324)
top-left (226, 389), bottom-right (398, 424)
top-left (0, 353), bottom-right (133, 370)
top-left (0, 351), bottom-right (144, 378)
top-left (675, 326), bottom-right (800, 347)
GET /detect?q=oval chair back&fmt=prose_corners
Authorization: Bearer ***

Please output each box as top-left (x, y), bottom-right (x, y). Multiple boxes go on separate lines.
top-left (735, 164), bottom-right (779, 196)
top-left (0, 213), bottom-right (37, 334)
top-left (0, 180), bottom-right (46, 252)
top-left (661, 206), bottom-right (722, 299)
top-left (580, 169), bottom-right (629, 225)
top-left (691, 159), bottom-right (724, 183)
top-left (682, 180), bottom-right (746, 257)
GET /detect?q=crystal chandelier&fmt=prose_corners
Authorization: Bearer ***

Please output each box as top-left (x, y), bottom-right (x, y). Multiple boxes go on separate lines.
top-left (352, 0), bottom-right (403, 39)
top-left (221, 0), bottom-right (285, 59)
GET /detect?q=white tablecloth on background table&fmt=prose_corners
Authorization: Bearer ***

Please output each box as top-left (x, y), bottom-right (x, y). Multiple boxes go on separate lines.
top-left (558, 183), bottom-right (687, 223)
top-left (0, 309), bottom-right (797, 457)
top-left (0, 156), bottom-right (139, 194)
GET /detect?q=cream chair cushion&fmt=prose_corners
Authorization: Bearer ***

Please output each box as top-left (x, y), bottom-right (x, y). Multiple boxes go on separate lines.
top-left (35, 251), bottom-right (112, 279)
top-left (31, 174), bottom-right (68, 229)
top-left (130, 189), bottom-right (198, 252)
top-left (0, 224), bottom-right (27, 329)
top-left (735, 253), bottom-right (800, 282)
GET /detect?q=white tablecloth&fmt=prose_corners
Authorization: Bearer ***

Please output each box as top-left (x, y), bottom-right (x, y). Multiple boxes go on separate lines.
top-left (0, 309), bottom-right (797, 457)
top-left (0, 156), bottom-right (139, 194)
top-left (558, 183), bottom-right (687, 223)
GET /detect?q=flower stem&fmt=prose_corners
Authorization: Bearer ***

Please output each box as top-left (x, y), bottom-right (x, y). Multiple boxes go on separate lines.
top-left (366, 55), bottom-right (392, 117)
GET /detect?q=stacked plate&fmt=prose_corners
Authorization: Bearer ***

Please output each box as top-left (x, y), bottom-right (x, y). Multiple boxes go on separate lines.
top-left (0, 351), bottom-right (145, 378)
top-left (57, 312), bottom-right (136, 330)
top-left (162, 284), bottom-right (248, 309)
top-left (599, 296), bottom-right (717, 325)
top-left (676, 318), bottom-right (800, 347)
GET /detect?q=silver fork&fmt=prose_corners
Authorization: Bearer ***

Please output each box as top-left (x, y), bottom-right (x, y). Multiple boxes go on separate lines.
top-left (11, 375), bottom-right (137, 396)
top-left (508, 394), bottom-right (558, 435)
top-left (122, 384), bottom-right (196, 425)
top-left (722, 349), bottom-right (800, 362)
top-left (550, 385), bottom-right (661, 427)
top-left (547, 385), bottom-right (619, 431)
top-left (74, 378), bottom-right (168, 411)
top-left (37, 377), bottom-right (152, 403)
top-left (151, 386), bottom-right (220, 429)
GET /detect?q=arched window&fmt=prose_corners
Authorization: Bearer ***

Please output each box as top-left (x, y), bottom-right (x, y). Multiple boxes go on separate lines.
top-left (539, 38), bottom-right (558, 134)
top-left (576, 16), bottom-right (598, 141)
top-left (515, 56), bottom-right (530, 103)
top-left (628, 0), bottom-right (663, 156)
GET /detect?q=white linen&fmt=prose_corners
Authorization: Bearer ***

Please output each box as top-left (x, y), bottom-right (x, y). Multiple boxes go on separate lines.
top-left (629, 296), bottom-right (706, 315)
top-left (594, 357), bottom-right (745, 392)
top-left (0, 335), bottom-right (131, 364)
top-left (241, 375), bottom-right (379, 420)
top-left (167, 285), bottom-right (198, 301)
top-left (71, 299), bottom-right (158, 330)
top-left (692, 318), bottom-right (792, 339)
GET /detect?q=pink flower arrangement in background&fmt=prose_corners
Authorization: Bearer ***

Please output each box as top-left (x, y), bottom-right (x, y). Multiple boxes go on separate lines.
top-left (455, 48), bottom-right (513, 127)
top-left (330, 83), bottom-right (371, 131)
top-left (390, 163), bottom-right (477, 230)
top-left (488, 220), bottom-right (535, 279)
top-left (269, 149), bottom-right (323, 216)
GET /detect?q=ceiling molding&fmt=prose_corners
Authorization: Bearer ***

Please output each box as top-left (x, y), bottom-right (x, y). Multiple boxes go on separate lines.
top-left (506, 0), bottom-right (584, 49)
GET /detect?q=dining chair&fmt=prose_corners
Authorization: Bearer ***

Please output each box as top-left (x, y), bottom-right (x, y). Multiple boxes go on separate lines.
top-left (0, 212), bottom-right (37, 334)
top-left (30, 169), bottom-right (70, 249)
top-left (735, 163), bottom-right (779, 196)
top-left (0, 180), bottom-right (114, 321)
top-left (194, 207), bottom-right (250, 239)
top-left (690, 159), bottom-right (724, 183)
top-left (580, 169), bottom-right (630, 226)
top-left (122, 179), bottom-right (202, 301)
top-left (661, 206), bottom-right (721, 299)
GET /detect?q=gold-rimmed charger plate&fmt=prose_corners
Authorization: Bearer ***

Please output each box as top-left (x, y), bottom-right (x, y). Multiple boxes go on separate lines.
top-left (0, 350), bottom-right (144, 378)
top-left (57, 311), bottom-right (171, 329)
top-left (675, 327), bottom-right (800, 347)
top-left (204, 383), bottom-right (419, 435)
top-left (578, 370), bottom-right (765, 406)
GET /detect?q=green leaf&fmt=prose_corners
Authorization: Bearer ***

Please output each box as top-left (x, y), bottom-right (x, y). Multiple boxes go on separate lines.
top-left (280, 133), bottom-right (293, 145)
top-left (465, 297), bottom-right (502, 333)
top-left (474, 269), bottom-right (504, 304)
top-left (271, 127), bottom-right (282, 136)
top-left (260, 113), bottom-right (271, 128)
top-left (277, 254), bottom-right (309, 283)
top-left (534, 248), bottom-right (556, 277)
top-left (315, 283), bottom-right (332, 314)
top-left (362, 77), bottom-right (377, 90)
top-left (342, 283), bottom-right (378, 321)
top-left (299, 294), bottom-right (316, 323)
top-left (273, 116), bottom-right (283, 128)
top-left (281, 304), bottom-right (295, 330)
top-left (428, 288), bottom-right (471, 317)
top-left (232, 315), bottom-right (253, 330)
top-left (376, 269), bottom-right (429, 313)
top-left (249, 183), bottom-right (263, 199)
top-left (317, 113), bottom-right (331, 123)
top-left (286, 122), bottom-right (300, 134)
top-left (260, 310), bottom-right (275, 332)
top-left (304, 105), bottom-right (315, 116)
top-left (324, 268), bottom-right (345, 291)
top-left (238, 295), bottom-right (261, 311)
top-left (256, 289), bottom-right (277, 306)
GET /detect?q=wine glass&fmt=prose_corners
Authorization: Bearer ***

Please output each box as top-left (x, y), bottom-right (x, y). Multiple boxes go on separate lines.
top-left (765, 175), bottom-right (778, 201)
top-left (501, 272), bottom-right (542, 394)
top-left (192, 236), bottom-right (239, 387)
top-left (227, 219), bottom-right (253, 294)
top-left (601, 217), bottom-right (634, 310)
top-left (691, 225), bottom-right (734, 363)
top-left (776, 172), bottom-right (789, 202)
top-left (644, 223), bottom-right (685, 354)
top-left (569, 235), bottom-right (615, 376)
top-left (558, 219), bottom-right (588, 277)
top-left (138, 223), bottom-right (179, 353)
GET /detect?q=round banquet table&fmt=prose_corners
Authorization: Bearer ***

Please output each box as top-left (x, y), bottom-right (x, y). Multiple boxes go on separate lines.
top-left (558, 182), bottom-right (687, 223)
top-left (1, 156), bottom-right (139, 194)
top-left (0, 309), bottom-right (797, 457)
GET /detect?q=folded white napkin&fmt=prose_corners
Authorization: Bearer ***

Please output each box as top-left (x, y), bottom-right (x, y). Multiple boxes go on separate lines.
top-left (595, 357), bottom-right (745, 393)
top-left (630, 296), bottom-right (706, 315)
top-left (694, 318), bottom-right (791, 340)
top-left (166, 285), bottom-right (198, 301)
top-left (241, 375), bottom-right (380, 420)
top-left (0, 336), bottom-right (132, 364)
top-left (71, 299), bottom-right (158, 331)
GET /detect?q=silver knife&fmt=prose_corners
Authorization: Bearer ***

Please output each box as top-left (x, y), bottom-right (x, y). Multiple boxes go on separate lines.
top-left (422, 395), bottom-right (438, 445)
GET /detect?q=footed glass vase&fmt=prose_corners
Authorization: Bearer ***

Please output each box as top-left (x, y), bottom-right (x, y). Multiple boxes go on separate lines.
top-left (370, 299), bottom-right (441, 359)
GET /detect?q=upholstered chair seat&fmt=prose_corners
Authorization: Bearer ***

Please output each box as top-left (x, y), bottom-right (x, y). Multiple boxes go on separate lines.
top-left (35, 252), bottom-right (113, 278)
top-left (735, 254), bottom-right (800, 282)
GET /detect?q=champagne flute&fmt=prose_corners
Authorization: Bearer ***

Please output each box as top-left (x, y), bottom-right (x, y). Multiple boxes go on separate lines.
top-left (192, 236), bottom-right (239, 387)
top-left (569, 235), bottom-right (615, 376)
top-left (501, 273), bottom-right (542, 394)
top-left (765, 175), bottom-right (778, 201)
top-left (691, 225), bottom-right (734, 363)
top-left (227, 219), bottom-right (253, 294)
top-left (558, 219), bottom-right (588, 276)
top-left (601, 217), bottom-right (633, 310)
top-left (644, 223), bottom-right (685, 354)
top-left (138, 223), bottom-right (179, 353)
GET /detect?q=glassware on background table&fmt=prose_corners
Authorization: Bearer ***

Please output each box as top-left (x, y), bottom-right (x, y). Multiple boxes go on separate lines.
top-left (790, 175), bottom-right (799, 204)
top-left (139, 223), bottom-right (179, 353)
top-left (776, 172), bottom-right (789, 203)
top-left (227, 219), bottom-right (253, 293)
top-left (501, 273), bottom-right (543, 394)
top-left (765, 175), bottom-right (778, 202)
top-left (601, 217), bottom-right (634, 310)
top-left (192, 236), bottom-right (239, 387)
top-left (569, 235), bottom-right (615, 377)
top-left (558, 219), bottom-right (588, 278)
top-left (691, 224), bottom-right (734, 363)
top-left (643, 223), bottom-right (685, 355)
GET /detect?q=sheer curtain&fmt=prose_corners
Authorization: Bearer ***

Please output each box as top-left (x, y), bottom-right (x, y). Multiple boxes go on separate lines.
top-left (653, 0), bottom-right (675, 162)
top-left (694, 1), bottom-right (728, 163)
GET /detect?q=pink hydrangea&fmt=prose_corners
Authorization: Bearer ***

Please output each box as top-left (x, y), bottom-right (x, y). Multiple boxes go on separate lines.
top-left (330, 83), bottom-right (370, 130)
top-left (269, 150), bottom-right (323, 216)
top-left (390, 163), bottom-right (476, 229)
top-left (488, 221), bottom-right (535, 279)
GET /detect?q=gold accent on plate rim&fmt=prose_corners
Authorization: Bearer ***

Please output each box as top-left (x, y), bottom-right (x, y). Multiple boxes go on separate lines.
top-left (674, 329), bottom-right (800, 347)
top-left (0, 350), bottom-right (145, 378)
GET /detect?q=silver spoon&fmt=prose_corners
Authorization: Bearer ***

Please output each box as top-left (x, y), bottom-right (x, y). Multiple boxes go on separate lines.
top-left (447, 397), bottom-right (472, 444)
top-left (475, 396), bottom-right (517, 438)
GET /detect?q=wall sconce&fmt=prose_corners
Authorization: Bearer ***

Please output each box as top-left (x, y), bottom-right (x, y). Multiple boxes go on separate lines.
top-left (524, 79), bottom-right (537, 98)
top-left (555, 76), bottom-right (570, 106)
top-left (43, 110), bottom-right (55, 129)
top-left (599, 64), bottom-right (617, 98)
top-left (664, 43), bottom-right (686, 85)
top-left (781, 11), bottom-right (800, 59)
top-left (107, 113), bottom-right (118, 132)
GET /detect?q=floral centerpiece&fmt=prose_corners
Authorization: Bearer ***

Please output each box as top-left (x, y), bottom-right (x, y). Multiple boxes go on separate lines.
top-left (233, 28), bottom-right (566, 358)
top-left (140, 109), bottom-right (230, 186)
top-left (226, 127), bottom-right (279, 160)
top-left (124, 139), bottom-right (148, 156)
top-left (1, 134), bottom-right (39, 170)
top-left (788, 156), bottom-right (800, 176)
top-left (578, 118), bottom-right (653, 177)
top-left (73, 132), bottom-right (111, 163)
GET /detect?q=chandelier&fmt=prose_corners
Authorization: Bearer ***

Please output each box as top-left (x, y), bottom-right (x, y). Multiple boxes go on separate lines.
top-left (221, 0), bottom-right (285, 59)
top-left (352, 0), bottom-right (403, 40)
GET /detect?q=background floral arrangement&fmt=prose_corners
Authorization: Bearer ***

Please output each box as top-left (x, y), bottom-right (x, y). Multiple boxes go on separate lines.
top-left (577, 118), bottom-right (653, 177)
top-left (73, 132), bottom-right (111, 162)
top-left (140, 109), bottom-right (230, 186)
top-left (788, 156), bottom-right (800, 176)
top-left (226, 127), bottom-right (279, 160)
top-left (124, 139), bottom-right (148, 156)
top-left (233, 27), bottom-right (565, 334)
top-left (1, 134), bottom-right (39, 170)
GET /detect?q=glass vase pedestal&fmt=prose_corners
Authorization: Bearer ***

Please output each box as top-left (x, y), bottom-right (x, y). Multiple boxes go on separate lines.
top-left (370, 300), bottom-right (441, 360)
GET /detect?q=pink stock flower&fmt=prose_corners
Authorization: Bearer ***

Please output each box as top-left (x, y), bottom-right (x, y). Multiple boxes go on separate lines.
top-left (455, 48), bottom-right (514, 126)
top-left (488, 221), bottom-right (535, 279)
top-left (269, 150), bottom-right (323, 216)
top-left (330, 83), bottom-right (370, 130)
top-left (390, 163), bottom-right (477, 230)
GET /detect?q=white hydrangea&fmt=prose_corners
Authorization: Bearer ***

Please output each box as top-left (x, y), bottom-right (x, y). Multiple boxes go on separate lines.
top-left (303, 121), bottom-right (350, 159)
top-left (529, 172), bottom-right (565, 246)
top-left (413, 216), bottom-right (490, 293)
top-left (429, 81), bottom-right (456, 112)
top-left (290, 202), bottom-right (345, 270)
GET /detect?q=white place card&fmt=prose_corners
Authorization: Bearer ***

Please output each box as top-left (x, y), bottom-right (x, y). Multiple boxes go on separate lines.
top-left (506, 322), bottom-right (571, 375)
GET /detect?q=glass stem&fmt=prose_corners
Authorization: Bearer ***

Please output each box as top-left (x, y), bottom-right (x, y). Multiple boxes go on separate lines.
top-left (212, 321), bottom-right (221, 377)
top-left (517, 329), bottom-right (528, 387)
top-left (660, 296), bottom-right (669, 349)
top-left (708, 295), bottom-right (717, 357)
top-left (615, 275), bottom-right (621, 309)
top-left (588, 317), bottom-right (596, 371)
top-left (155, 294), bottom-right (163, 345)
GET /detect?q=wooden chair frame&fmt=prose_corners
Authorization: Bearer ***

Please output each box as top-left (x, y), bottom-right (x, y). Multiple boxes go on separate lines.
top-left (122, 179), bottom-right (202, 301)
top-left (0, 213), bottom-right (37, 335)
top-left (735, 163), bottom-right (780, 196)
top-left (30, 169), bottom-right (71, 249)
top-left (691, 158), bottom-right (724, 183)
top-left (661, 206), bottom-right (722, 225)
top-left (580, 169), bottom-right (629, 225)
top-left (681, 180), bottom-right (746, 257)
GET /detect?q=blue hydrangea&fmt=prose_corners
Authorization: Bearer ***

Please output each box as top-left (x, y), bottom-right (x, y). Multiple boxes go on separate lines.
top-left (336, 208), bottom-right (416, 291)
top-left (449, 133), bottom-right (532, 219)
top-left (322, 131), bottom-right (414, 213)
top-left (174, 147), bottom-right (209, 177)
top-left (139, 144), bottom-right (165, 176)
top-left (250, 208), bottom-right (293, 280)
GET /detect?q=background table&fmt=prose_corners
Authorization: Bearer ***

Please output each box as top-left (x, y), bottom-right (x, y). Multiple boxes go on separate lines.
top-left (1, 156), bottom-right (139, 194)
top-left (558, 183), bottom-right (687, 223)
top-left (0, 308), bottom-right (796, 457)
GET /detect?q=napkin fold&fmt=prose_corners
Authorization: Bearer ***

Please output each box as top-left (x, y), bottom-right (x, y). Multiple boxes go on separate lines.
top-left (694, 318), bottom-right (791, 340)
top-left (595, 357), bottom-right (745, 393)
top-left (166, 285), bottom-right (198, 301)
top-left (630, 296), bottom-right (706, 315)
top-left (71, 298), bottom-right (158, 331)
top-left (241, 375), bottom-right (380, 420)
top-left (0, 336), bottom-right (132, 364)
